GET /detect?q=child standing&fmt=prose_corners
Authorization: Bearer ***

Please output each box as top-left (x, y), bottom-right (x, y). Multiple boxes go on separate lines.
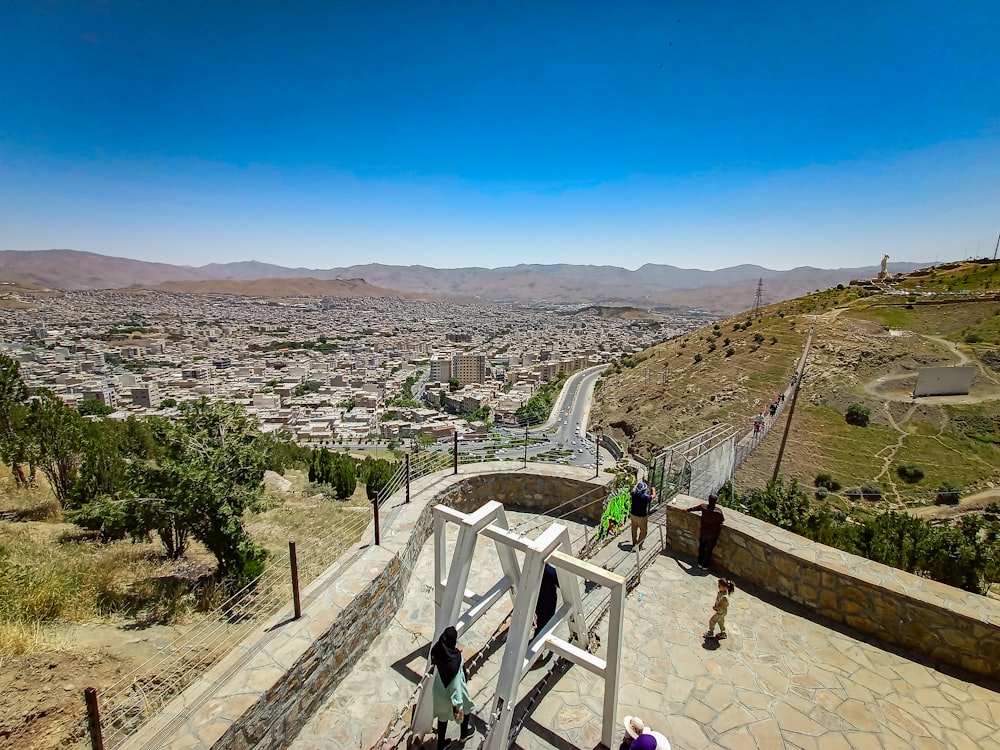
top-left (704, 578), bottom-right (735, 639)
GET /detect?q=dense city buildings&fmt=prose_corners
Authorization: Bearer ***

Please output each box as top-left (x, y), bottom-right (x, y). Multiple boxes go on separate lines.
top-left (0, 288), bottom-right (712, 443)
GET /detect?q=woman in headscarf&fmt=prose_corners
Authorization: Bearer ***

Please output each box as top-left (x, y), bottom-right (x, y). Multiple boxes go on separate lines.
top-left (430, 625), bottom-right (475, 748)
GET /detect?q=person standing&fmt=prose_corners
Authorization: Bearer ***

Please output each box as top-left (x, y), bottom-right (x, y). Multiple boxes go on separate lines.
top-left (629, 480), bottom-right (656, 551)
top-left (431, 626), bottom-right (475, 748)
top-left (619, 716), bottom-right (648, 750)
top-left (684, 494), bottom-right (725, 568)
top-left (534, 563), bottom-right (560, 640)
top-left (704, 577), bottom-right (735, 639)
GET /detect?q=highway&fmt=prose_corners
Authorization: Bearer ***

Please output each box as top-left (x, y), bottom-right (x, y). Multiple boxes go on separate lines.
top-left (319, 365), bottom-right (611, 472)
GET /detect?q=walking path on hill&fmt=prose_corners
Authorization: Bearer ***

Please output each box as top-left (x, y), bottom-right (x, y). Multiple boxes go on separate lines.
top-left (290, 504), bottom-right (1000, 750)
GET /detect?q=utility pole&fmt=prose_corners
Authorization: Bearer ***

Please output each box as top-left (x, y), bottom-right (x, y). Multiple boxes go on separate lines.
top-left (993, 232), bottom-right (999, 261)
top-left (772, 317), bottom-right (816, 482)
top-left (752, 278), bottom-right (764, 319)
top-left (594, 427), bottom-right (602, 478)
top-left (523, 420), bottom-right (529, 468)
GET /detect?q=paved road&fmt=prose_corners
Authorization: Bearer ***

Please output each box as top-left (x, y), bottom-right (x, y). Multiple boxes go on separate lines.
top-left (325, 366), bottom-right (610, 471)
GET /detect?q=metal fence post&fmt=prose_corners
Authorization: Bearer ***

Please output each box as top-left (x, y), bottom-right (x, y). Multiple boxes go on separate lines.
top-left (405, 453), bottom-right (411, 503)
top-left (289, 541), bottom-right (301, 620)
top-left (453, 432), bottom-right (458, 474)
top-left (373, 491), bottom-right (381, 546)
top-left (84, 687), bottom-right (104, 750)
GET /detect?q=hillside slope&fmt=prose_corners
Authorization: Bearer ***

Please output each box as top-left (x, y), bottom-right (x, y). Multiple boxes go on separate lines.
top-left (592, 260), bottom-right (1000, 510)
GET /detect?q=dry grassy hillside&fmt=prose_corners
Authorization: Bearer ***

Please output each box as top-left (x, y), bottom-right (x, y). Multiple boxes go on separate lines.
top-left (593, 261), bottom-right (1000, 510)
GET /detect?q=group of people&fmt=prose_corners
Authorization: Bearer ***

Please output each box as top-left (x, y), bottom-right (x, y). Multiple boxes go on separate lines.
top-left (427, 484), bottom-right (734, 747)
top-left (630, 477), bottom-right (725, 570)
top-left (629, 479), bottom-right (734, 638)
top-left (753, 392), bottom-right (787, 435)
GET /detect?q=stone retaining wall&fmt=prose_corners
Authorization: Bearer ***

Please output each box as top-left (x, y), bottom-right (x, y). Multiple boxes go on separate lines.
top-left (123, 464), bottom-right (609, 750)
top-left (125, 471), bottom-right (1000, 750)
top-left (666, 496), bottom-right (1000, 681)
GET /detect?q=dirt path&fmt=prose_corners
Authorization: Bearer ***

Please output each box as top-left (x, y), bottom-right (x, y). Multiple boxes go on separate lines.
top-left (873, 401), bottom-right (918, 506)
top-left (906, 488), bottom-right (1000, 520)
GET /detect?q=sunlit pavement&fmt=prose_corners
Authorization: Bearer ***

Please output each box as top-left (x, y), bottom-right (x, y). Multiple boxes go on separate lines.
top-left (291, 513), bottom-right (1000, 750)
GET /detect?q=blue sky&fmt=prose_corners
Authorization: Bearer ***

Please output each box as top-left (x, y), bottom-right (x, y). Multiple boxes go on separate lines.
top-left (1, 1), bottom-right (998, 271)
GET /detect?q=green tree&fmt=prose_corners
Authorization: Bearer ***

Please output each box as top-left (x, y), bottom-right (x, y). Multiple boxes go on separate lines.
top-left (936, 481), bottom-right (962, 505)
top-left (448, 377), bottom-right (460, 392)
top-left (25, 390), bottom-right (87, 506)
top-left (734, 478), bottom-right (814, 536)
top-left (0, 353), bottom-right (31, 485)
top-left (130, 400), bottom-right (269, 581)
top-left (78, 397), bottom-right (113, 417)
top-left (361, 456), bottom-right (395, 501)
top-left (330, 453), bottom-right (357, 500)
top-left (845, 403), bottom-right (871, 427)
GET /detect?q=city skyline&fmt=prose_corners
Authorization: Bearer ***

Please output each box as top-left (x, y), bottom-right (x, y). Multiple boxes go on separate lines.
top-left (2, 1), bottom-right (998, 271)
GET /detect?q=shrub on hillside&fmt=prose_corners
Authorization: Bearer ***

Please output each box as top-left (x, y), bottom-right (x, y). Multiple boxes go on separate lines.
top-left (845, 403), bottom-right (871, 427)
top-left (895, 463), bottom-right (924, 483)
top-left (725, 347), bottom-right (736, 357)
top-left (814, 473), bottom-right (841, 491)
top-left (935, 481), bottom-right (962, 505)
top-left (860, 482), bottom-right (883, 500)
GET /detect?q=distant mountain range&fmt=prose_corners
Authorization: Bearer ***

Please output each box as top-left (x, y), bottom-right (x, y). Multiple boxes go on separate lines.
top-left (0, 249), bottom-right (928, 314)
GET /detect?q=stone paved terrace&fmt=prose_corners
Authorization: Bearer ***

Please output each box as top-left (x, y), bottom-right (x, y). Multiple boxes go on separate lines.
top-left (292, 507), bottom-right (1000, 750)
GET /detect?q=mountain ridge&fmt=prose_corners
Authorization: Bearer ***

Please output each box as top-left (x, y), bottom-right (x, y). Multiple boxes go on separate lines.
top-left (0, 248), bottom-right (927, 313)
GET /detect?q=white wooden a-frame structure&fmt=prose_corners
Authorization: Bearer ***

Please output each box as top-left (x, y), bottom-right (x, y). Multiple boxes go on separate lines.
top-left (410, 500), bottom-right (625, 749)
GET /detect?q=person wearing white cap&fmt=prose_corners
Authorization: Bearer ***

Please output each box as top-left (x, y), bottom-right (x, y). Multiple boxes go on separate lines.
top-left (620, 715), bottom-right (647, 750)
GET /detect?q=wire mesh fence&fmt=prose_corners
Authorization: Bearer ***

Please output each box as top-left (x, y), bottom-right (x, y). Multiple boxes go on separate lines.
top-left (83, 413), bottom-right (616, 747)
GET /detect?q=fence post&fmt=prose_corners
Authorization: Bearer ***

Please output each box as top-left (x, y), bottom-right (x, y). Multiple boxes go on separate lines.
top-left (84, 687), bottom-right (104, 750)
top-left (453, 432), bottom-right (458, 474)
top-left (373, 491), bottom-right (381, 546)
top-left (405, 453), bottom-right (411, 503)
top-left (289, 541), bottom-right (301, 620)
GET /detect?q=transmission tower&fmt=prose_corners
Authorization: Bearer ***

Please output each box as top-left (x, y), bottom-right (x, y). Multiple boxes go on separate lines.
top-left (752, 278), bottom-right (764, 318)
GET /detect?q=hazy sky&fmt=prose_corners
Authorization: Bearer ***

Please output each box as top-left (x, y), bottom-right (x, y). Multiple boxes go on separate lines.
top-left (2, 1), bottom-right (998, 270)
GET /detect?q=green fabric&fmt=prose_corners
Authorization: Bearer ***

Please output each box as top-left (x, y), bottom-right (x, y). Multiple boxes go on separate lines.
top-left (595, 489), bottom-right (631, 541)
top-left (432, 668), bottom-right (475, 722)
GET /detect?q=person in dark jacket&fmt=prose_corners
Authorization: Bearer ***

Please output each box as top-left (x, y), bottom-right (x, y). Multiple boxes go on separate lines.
top-left (684, 494), bottom-right (725, 568)
top-left (534, 563), bottom-right (560, 640)
top-left (629, 481), bottom-right (656, 551)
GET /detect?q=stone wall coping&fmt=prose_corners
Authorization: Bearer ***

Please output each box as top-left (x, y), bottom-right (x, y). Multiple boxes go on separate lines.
top-left (669, 494), bottom-right (1000, 629)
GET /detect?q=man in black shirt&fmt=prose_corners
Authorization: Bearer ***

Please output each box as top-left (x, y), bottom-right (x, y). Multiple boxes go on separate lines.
top-left (629, 481), bottom-right (656, 551)
top-left (684, 493), bottom-right (725, 568)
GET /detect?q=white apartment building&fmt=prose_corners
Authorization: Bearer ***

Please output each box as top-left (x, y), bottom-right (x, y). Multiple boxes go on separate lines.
top-left (429, 357), bottom-right (452, 383)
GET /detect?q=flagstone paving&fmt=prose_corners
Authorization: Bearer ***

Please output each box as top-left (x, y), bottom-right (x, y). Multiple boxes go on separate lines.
top-left (291, 511), bottom-right (1000, 750)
